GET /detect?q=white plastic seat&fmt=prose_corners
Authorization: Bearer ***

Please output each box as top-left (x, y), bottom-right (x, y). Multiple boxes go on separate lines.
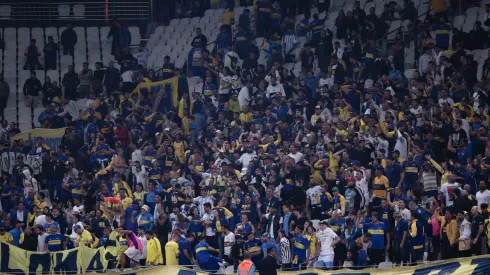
top-left (0, 5), bottom-right (11, 19)
top-left (87, 27), bottom-right (100, 41)
top-left (73, 4), bottom-right (85, 18)
top-left (73, 27), bottom-right (85, 39)
top-left (18, 27), bottom-right (30, 40)
top-left (189, 17), bottom-right (200, 26)
top-left (58, 5), bottom-right (71, 18)
top-left (180, 18), bottom-right (190, 25)
top-left (100, 26), bottom-right (110, 38)
top-left (46, 70), bottom-right (60, 83)
top-left (169, 18), bottom-right (180, 26)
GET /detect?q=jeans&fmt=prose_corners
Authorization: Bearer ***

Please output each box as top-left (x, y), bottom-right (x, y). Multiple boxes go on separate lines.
top-left (48, 179), bottom-right (63, 201)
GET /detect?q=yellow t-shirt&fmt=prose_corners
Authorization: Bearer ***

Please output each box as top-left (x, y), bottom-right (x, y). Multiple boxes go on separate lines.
top-left (373, 175), bottom-right (389, 199)
top-left (0, 232), bottom-right (13, 243)
top-left (223, 11), bottom-right (235, 25)
top-left (165, 241), bottom-right (180, 265)
top-left (147, 238), bottom-right (164, 265)
top-left (77, 230), bottom-right (92, 246)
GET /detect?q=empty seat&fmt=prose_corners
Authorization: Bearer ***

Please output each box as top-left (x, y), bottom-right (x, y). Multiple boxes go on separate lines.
top-left (58, 5), bottom-right (71, 18)
top-left (87, 27), bottom-right (100, 41)
top-left (73, 4), bottom-right (85, 18)
top-left (0, 5), bottom-right (12, 19)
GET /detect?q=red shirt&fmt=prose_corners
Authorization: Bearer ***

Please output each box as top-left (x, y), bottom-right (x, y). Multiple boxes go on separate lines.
top-left (115, 124), bottom-right (129, 147)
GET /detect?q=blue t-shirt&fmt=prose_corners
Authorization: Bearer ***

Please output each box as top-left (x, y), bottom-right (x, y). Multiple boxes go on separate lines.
top-left (179, 237), bottom-right (192, 265)
top-left (394, 218), bottom-right (408, 242)
top-left (362, 222), bottom-right (385, 250)
top-left (45, 233), bottom-right (65, 251)
top-left (292, 234), bottom-right (310, 261)
top-left (386, 163), bottom-right (403, 188)
top-left (195, 242), bottom-right (211, 263)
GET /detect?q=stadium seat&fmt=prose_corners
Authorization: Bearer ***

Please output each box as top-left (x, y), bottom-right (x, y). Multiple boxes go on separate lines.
top-left (73, 4), bottom-right (86, 18)
top-left (46, 70), bottom-right (60, 83)
top-left (0, 5), bottom-right (12, 19)
top-left (58, 5), bottom-right (71, 18)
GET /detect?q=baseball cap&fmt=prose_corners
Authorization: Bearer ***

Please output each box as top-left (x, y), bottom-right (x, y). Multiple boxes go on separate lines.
top-left (394, 212), bottom-right (402, 219)
top-left (74, 225), bottom-right (83, 230)
top-left (142, 205), bottom-right (150, 212)
top-left (352, 160), bottom-right (361, 166)
top-left (262, 233), bottom-right (271, 238)
top-left (332, 187), bottom-right (339, 192)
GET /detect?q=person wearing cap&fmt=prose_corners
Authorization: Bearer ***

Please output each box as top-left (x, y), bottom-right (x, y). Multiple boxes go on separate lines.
top-left (260, 232), bottom-right (278, 258)
top-left (230, 234), bottom-right (245, 268)
top-left (393, 211), bottom-right (409, 265)
top-left (355, 211), bottom-right (387, 266)
top-left (134, 205), bottom-right (154, 232)
top-left (44, 224), bottom-right (65, 252)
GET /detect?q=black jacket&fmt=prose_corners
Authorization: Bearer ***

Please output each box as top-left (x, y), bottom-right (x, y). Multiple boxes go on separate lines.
top-left (23, 78), bottom-right (42, 96)
top-left (61, 29), bottom-right (78, 47)
top-left (19, 233), bottom-right (38, 251)
top-left (62, 71), bottom-right (80, 90)
top-left (104, 67), bottom-right (121, 88)
top-left (264, 213), bottom-right (281, 239)
top-left (258, 255), bottom-right (278, 275)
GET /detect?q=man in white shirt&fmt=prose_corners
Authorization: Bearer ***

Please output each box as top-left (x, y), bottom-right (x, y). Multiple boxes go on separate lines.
top-left (418, 47), bottom-right (433, 74)
top-left (201, 202), bottom-right (216, 249)
top-left (131, 161), bottom-right (148, 190)
top-left (137, 226), bottom-right (148, 264)
top-left (35, 225), bottom-right (48, 252)
top-left (315, 220), bottom-right (340, 269)
top-left (193, 190), bottom-right (214, 216)
top-left (238, 82), bottom-right (252, 110)
top-left (223, 225), bottom-right (235, 261)
top-left (438, 89), bottom-right (454, 107)
top-left (441, 175), bottom-right (460, 207)
top-left (133, 46), bottom-right (152, 68)
top-left (265, 75), bottom-right (285, 98)
top-left (476, 181), bottom-right (490, 208)
top-left (287, 144), bottom-right (303, 163)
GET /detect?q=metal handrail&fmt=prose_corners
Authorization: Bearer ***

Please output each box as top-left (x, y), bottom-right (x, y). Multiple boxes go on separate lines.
top-left (0, 1), bottom-right (150, 22)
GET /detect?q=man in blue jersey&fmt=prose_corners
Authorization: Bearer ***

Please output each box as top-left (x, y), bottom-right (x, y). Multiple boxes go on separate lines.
top-left (44, 225), bottom-right (65, 252)
top-left (355, 211), bottom-right (387, 266)
top-left (195, 236), bottom-right (224, 272)
top-left (292, 225), bottom-right (310, 270)
top-left (176, 229), bottom-right (195, 266)
top-left (393, 212), bottom-right (409, 265)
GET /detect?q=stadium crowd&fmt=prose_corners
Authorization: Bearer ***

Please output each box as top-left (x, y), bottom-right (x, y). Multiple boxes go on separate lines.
top-left (2, 0), bottom-right (490, 272)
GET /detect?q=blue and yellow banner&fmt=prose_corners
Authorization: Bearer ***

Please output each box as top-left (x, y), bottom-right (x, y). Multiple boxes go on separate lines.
top-left (1, 241), bottom-right (490, 275)
top-left (11, 127), bottom-right (67, 150)
top-left (131, 77), bottom-right (179, 114)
